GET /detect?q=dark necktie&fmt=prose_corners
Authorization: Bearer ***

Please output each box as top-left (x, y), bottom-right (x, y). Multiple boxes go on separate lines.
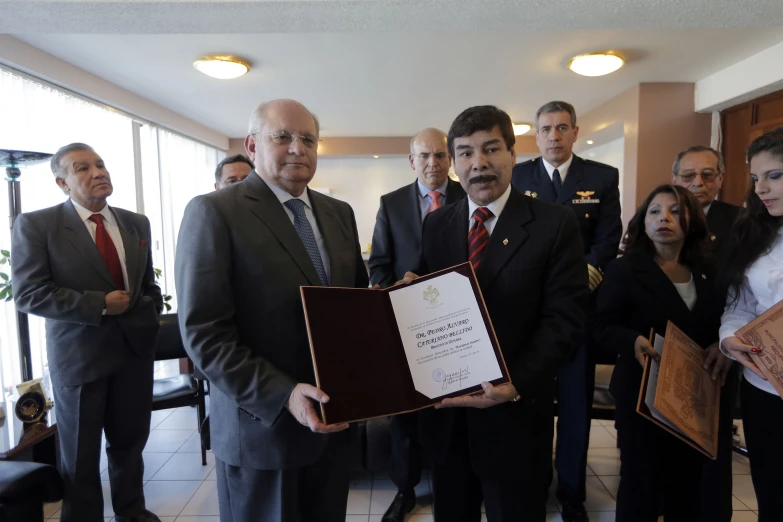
top-left (88, 214), bottom-right (125, 290)
top-left (553, 168), bottom-right (562, 198)
top-left (468, 207), bottom-right (494, 270)
top-left (284, 199), bottom-right (329, 286)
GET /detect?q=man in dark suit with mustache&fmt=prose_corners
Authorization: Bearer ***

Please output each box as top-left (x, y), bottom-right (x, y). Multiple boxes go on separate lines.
top-left (12, 143), bottom-right (163, 522)
top-left (402, 105), bottom-right (588, 521)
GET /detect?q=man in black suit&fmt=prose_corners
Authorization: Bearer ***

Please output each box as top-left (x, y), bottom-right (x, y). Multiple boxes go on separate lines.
top-left (369, 127), bottom-right (465, 521)
top-left (214, 154), bottom-right (254, 190)
top-left (671, 145), bottom-right (740, 522)
top-left (403, 105), bottom-right (588, 521)
top-left (511, 101), bottom-right (622, 522)
top-left (176, 99), bottom-right (369, 522)
top-left (12, 143), bottom-right (163, 522)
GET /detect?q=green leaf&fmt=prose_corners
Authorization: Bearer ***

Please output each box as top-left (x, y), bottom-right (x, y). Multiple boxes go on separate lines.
top-left (0, 288), bottom-right (7, 300)
top-left (164, 303), bottom-right (171, 312)
top-left (0, 258), bottom-right (5, 264)
top-left (1, 250), bottom-right (9, 257)
top-left (0, 273), bottom-right (8, 282)
top-left (163, 295), bottom-right (172, 301)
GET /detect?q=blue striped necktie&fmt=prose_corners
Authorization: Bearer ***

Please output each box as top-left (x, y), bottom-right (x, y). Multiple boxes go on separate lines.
top-left (284, 198), bottom-right (329, 286)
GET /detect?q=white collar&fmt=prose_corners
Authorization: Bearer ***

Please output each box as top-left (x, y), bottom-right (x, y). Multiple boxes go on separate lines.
top-left (542, 154), bottom-right (574, 180)
top-left (71, 199), bottom-right (113, 225)
top-left (467, 184), bottom-right (512, 222)
top-left (263, 173), bottom-right (315, 210)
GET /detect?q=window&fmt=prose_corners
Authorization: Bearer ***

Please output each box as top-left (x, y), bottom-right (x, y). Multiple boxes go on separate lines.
top-left (0, 66), bottom-right (225, 396)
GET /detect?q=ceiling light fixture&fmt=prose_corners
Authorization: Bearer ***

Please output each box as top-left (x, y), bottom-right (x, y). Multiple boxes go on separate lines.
top-left (193, 55), bottom-right (250, 80)
top-left (587, 140), bottom-right (594, 145)
top-left (513, 123), bottom-right (532, 136)
top-left (373, 155), bottom-right (380, 159)
top-left (567, 53), bottom-right (625, 77)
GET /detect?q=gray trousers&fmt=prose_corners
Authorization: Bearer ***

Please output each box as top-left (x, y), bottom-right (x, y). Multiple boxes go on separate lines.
top-left (215, 430), bottom-right (353, 522)
top-left (54, 353), bottom-right (154, 522)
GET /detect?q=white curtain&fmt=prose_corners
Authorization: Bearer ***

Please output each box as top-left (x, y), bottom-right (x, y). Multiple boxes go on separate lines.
top-left (0, 67), bottom-right (225, 396)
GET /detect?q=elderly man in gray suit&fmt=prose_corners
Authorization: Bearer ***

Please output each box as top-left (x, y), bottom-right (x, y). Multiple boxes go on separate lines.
top-left (175, 99), bottom-right (369, 522)
top-left (12, 143), bottom-right (163, 522)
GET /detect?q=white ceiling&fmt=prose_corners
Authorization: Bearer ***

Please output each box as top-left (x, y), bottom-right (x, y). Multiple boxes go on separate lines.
top-left (4, 0), bottom-right (783, 138)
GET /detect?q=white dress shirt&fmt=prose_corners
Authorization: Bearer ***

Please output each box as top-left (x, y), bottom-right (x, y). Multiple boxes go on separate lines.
top-left (673, 276), bottom-right (697, 311)
top-left (265, 178), bottom-right (332, 282)
top-left (720, 228), bottom-right (783, 396)
top-left (542, 154), bottom-right (575, 183)
top-left (467, 185), bottom-right (512, 237)
top-left (70, 199), bottom-right (129, 290)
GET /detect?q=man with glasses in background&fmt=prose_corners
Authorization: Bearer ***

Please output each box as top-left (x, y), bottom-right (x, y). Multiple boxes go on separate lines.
top-left (671, 145), bottom-right (739, 522)
top-left (176, 99), bottom-right (369, 522)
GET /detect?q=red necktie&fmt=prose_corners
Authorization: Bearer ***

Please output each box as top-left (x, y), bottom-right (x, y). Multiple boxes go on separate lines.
top-left (89, 214), bottom-right (125, 290)
top-left (468, 207), bottom-right (493, 270)
top-left (427, 190), bottom-right (442, 213)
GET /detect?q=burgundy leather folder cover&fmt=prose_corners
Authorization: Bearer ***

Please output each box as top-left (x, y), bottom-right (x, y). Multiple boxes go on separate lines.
top-left (301, 262), bottom-right (509, 424)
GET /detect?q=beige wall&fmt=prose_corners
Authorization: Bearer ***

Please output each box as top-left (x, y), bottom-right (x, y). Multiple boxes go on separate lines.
top-left (578, 83), bottom-right (711, 227)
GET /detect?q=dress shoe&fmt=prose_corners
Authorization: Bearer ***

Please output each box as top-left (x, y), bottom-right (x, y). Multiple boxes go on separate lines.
top-left (381, 489), bottom-right (416, 522)
top-left (115, 509), bottom-right (162, 522)
top-left (559, 497), bottom-right (589, 522)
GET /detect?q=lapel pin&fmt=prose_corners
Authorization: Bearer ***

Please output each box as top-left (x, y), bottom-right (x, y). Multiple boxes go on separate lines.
top-left (711, 235), bottom-right (716, 241)
top-left (701, 274), bottom-right (707, 280)
top-left (585, 213), bottom-right (590, 218)
top-left (503, 238), bottom-right (509, 246)
top-left (524, 190), bottom-right (531, 196)
top-left (531, 192), bottom-right (538, 198)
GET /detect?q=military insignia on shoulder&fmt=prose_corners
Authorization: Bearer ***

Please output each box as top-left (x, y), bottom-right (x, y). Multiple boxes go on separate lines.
top-left (573, 191), bottom-right (599, 204)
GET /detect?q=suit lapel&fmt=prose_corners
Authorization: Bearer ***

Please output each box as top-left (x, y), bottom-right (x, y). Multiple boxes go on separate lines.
top-left (62, 200), bottom-right (116, 287)
top-left (532, 159), bottom-right (557, 202)
top-left (557, 155), bottom-right (588, 205)
top-left (408, 181), bottom-right (424, 242)
top-left (243, 173), bottom-right (322, 286)
top-left (445, 179), bottom-right (466, 205)
top-left (629, 252), bottom-right (693, 327)
top-left (476, 189), bottom-right (531, 290)
top-left (112, 209), bottom-right (141, 298)
top-left (442, 199), bottom-right (470, 266)
top-left (310, 189), bottom-right (350, 287)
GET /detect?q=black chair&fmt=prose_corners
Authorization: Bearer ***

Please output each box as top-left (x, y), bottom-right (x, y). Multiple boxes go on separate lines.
top-left (0, 461), bottom-right (62, 522)
top-left (152, 314), bottom-right (208, 465)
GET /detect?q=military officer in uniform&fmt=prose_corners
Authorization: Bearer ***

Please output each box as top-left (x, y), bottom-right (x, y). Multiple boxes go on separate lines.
top-left (511, 101), bottom-right (622, 522)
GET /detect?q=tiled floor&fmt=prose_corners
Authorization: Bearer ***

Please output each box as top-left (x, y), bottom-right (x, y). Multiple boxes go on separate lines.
top-left (43, 361), bottom-right (760, 522)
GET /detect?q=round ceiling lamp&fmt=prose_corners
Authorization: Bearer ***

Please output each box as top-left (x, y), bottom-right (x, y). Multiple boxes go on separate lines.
top-left (193, 55), bottom-right (250, 79)
top-left (567, 53), bottom-right (625, 77)
top-left (513, 123), bottom-right (532, 136)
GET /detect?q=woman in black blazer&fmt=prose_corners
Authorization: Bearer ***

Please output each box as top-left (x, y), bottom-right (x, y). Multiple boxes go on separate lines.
top-left (593, 184), bottom-right (729, 521)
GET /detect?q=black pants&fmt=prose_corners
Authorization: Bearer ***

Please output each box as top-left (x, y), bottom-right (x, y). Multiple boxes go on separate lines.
top-left (741, 377), bottom-right (783, 522)
top-left (697, 366), bottom-right (736, 522)
top-left (54, 354), bottom-right (154, 522)
top-left (430, 410), bottom-right (549, 522)
top-left (614, 392), bottom-right (705, 522)
top-left (554, 341), bottom-right (594, 501)
top-left (387, 411), bottom-right (423, 493)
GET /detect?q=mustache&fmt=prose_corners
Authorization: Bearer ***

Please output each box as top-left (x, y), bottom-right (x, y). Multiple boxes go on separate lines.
top-left (469, 174), bottom-right (498, 185)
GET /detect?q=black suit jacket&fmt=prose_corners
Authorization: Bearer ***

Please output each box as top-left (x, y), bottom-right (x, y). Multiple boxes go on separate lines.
top-left (706, 199), bottom-right (741, 247)
top-left (592, 252), bottom-right (723, 405)
top-left (511, 155), bottom-right (622, 269)
top-left (175, 172), bottom-right (369, 470)
top-left (416, 188), bottom-right (588, 466)
top-left (369, 179), bottom-right (465, 287)
top-left (12, 200), bottom-right (162, 387)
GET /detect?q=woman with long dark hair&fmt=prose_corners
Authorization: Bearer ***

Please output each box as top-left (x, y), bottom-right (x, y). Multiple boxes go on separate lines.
top-left (593, 184), bottom-right (728, 521)
top-left (720, 127), bottom-right (783, 521)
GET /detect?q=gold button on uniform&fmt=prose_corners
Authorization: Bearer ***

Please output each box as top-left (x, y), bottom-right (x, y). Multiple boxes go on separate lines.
top-left (585, 213), bottom-right (590, 218)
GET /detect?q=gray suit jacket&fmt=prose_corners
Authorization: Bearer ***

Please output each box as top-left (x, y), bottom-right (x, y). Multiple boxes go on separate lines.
top-left (12, 199), bottom-right (163, 387)
top-left (175, 172), bottom-right (369, 470)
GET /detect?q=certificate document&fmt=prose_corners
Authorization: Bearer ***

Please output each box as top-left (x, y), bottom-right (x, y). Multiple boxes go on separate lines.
top-left (301, 262), bottom-right (510, 424)
top-left (737, 298), bottom-right (783, 398)
top-left (388, 271), bottom-right (503, 399)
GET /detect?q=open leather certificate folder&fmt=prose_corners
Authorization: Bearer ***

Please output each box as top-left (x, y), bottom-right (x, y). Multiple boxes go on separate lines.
top-left (736, 298), bottom-right (783, 398)
top-left (637, 321), bottom-right (720, 459)
top-left (301, 262), bottom-right (510, 425)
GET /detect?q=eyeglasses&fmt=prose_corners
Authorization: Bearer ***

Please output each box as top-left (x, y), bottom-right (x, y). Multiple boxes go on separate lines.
top-left (262, 132), bottom-right (320, 149)
top-left (676, 171), bottom-right (720, 184)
